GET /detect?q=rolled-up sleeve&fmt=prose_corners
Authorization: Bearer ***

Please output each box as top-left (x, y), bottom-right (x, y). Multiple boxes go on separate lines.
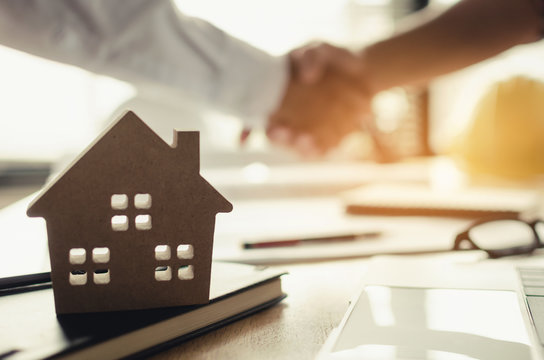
top-left (533, 0), bottom-right (544, 36)
top-left (0, 0), bottom-right (288, 125)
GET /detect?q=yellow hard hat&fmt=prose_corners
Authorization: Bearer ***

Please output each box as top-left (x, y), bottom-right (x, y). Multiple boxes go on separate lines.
top-left (451, 76), bottom-right (544, 179)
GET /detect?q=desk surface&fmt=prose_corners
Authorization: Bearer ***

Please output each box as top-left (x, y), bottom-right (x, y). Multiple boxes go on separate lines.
top-left (151, 259), bottom-right (368, 360)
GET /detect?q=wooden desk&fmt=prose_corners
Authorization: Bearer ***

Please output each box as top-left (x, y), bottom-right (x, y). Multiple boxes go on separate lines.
top-left (151, 259), bottom-right (368, 360)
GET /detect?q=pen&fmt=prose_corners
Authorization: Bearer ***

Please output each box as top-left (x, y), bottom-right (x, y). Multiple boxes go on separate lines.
top-left (242, 231), bottom-right (381, 249)
top-left (0, 272), bottom-right (52, 295)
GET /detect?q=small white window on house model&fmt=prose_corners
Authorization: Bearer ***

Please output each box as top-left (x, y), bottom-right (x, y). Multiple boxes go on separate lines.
top-left (92, 247), bottom-right (110, 263)
top-left (111, 215), bottom-right (129, 231)
top-left (110, 193), bottom-right (152, 231)
top-left (135, 214), bottom-right (152, 230)
top-left (155, 245), bottom-right (171, 261)
top-left (134, 193), bottom-right (152, 209)
top-left (111, 194), bottom-right (128, 210)
top-left (177, 244), bottom-right (194, 259)
top-left (69, 248), bottom-right (86, 265)
top-left (178, 265), bottom-right (194, 280)
top-left (155, 266), bottom-right (172, 281)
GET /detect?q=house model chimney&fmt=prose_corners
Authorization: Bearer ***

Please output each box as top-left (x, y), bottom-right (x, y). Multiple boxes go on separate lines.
top-left (173, 131), bottom-right (199, 172)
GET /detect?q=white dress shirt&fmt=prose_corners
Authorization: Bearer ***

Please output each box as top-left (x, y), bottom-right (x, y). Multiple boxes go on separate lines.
top-left (0, 0), bottom-right (289, 126)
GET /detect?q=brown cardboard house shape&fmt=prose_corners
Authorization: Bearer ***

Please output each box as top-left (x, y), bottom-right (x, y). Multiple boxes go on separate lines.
top-left (27, 111), bottom-right (232, 314)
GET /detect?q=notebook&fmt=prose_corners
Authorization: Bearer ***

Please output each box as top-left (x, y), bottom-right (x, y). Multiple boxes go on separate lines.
top-left (0, 262), bottom-right (286, 360)
top-left (343, 183), bottom-right (541, 218)
top-left (318, 253), bottom-right (544, 360)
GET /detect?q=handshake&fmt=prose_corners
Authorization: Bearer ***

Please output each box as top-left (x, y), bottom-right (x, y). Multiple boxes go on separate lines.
top-left (265, 43), bottom-right (378, 158)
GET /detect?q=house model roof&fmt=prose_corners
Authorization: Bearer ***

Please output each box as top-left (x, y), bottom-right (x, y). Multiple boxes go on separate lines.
top-left (27, 110), bottom-right (232, 217)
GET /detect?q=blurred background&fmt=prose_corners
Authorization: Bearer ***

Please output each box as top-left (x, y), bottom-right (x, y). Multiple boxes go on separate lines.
top-left (1, 0), bottom-right (543, 206)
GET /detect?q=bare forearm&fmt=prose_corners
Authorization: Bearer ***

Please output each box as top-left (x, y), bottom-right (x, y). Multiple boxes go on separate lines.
top-left (362, 0), bottom-right (543, 94)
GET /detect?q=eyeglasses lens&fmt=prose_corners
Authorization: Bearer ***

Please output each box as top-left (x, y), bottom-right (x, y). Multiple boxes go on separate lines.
top-left (468, 220), bottom-right (535, 250)
top-left (536, 222), bottom-right (544, 242)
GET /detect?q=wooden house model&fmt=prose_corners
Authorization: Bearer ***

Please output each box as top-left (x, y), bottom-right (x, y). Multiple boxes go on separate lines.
top-left (27, 111), bottom-right (232, 314)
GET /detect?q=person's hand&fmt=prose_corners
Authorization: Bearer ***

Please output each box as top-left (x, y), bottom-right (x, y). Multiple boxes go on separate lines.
top-left (266, 43), bottom-right (374, 157)
top-left (290, 42), bottom-right (367, 87)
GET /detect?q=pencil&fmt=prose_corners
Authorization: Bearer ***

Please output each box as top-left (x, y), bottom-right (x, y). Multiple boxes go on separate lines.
top-left (242, 231), bottom-right (381, 249)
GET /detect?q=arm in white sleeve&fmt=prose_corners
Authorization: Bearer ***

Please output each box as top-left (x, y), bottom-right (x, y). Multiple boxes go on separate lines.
top-left (0, 0), bottom-right (288, 125)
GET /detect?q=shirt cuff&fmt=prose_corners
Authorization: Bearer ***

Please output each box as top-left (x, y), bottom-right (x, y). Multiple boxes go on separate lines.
top-left (533, 0), bottom-right (544, 37)
top-left (218, 39), bottom-right (290, 128)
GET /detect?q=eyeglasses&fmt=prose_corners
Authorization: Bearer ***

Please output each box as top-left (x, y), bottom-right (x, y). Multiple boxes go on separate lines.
top-left (453, 217), bottom-right (544, 259)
